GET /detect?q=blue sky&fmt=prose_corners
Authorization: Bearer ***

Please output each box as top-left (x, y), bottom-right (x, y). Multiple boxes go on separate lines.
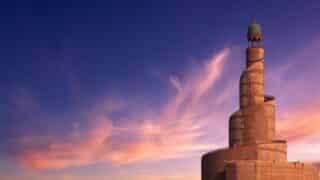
top-left (1, 0), bottom-right (320, 179)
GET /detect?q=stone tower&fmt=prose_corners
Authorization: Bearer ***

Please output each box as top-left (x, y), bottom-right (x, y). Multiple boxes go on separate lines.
top-left (201, 20), bottom-right (318, 180)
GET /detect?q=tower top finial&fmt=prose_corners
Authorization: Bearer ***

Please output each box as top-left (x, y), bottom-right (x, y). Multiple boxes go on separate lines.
top-left (247, 18), bottom-right (262, 42)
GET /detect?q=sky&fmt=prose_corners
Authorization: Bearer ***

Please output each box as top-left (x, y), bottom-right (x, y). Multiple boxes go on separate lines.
top-left (1, 0), bottom-right (320, 179)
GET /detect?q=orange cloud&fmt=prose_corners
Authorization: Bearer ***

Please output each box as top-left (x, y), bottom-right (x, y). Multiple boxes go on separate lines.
top-left (17, 118), bottom-right (113, 169)
top-left (107, 48), bottom-right (229, 164)
top-left (12, 38), bottom-right (320, 171)
top-left (7, 37), bottom-right (320, 175)
top-left (13, 48), bottom-right (230, 170)
top-left (14, 39), bottom-right (320, 171)
top-left (266, 37), bottom-right (320, 163)
top-left (277, 105), bottom-right (320, 142)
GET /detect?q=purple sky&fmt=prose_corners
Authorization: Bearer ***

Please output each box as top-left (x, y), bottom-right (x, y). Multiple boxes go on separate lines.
top-left (1, 0), bottom-right (320, 179)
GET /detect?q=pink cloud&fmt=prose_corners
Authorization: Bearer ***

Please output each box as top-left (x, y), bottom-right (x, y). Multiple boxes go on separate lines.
top-left (12, 48), bottom-right (230, 170)
top-left (266, 37), bottom-right (320, 163)
top-left (11, 36), bottom-right (320, 171)
top-left (277, 105), bottom-right (320, 142)
top-left (17, 117), bottom-right (113, 169)
top-left (267, 38), bottom-right (320, 143)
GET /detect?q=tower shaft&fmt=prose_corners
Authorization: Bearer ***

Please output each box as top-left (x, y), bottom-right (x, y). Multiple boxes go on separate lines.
top-left (229, 47), bottom-right (275, 147)
top-left (240, 47), bottom-right (275, 145)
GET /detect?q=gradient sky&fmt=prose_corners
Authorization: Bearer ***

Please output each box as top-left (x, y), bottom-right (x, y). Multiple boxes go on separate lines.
top-left (1, 0), bottom-right (320, 179)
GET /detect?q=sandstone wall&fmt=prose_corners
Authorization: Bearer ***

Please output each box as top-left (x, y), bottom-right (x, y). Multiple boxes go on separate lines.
top-left (226, 160), bottom-right (318, 180)
top-left (202, 142), bottom-right (287, 180)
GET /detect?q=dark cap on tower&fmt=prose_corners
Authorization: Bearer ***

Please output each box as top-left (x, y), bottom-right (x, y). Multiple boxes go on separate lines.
top-left (247, 19), bottom-right (262, 42)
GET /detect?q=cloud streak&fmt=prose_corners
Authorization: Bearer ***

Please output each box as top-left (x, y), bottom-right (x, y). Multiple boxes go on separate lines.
top-left (5, 37), bottom-right (320, 173)
top-left (9, 49), bottom-right (230, 170)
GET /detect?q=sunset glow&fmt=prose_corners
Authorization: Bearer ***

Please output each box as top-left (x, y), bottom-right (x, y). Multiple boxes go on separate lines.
top-left (1, 1), bottom-right (320, 179)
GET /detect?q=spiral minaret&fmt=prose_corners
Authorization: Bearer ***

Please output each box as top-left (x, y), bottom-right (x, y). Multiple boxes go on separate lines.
top-left (201, 19), bottom-right (318, 180)
top-left (229, 20), bottom-right (275, 147)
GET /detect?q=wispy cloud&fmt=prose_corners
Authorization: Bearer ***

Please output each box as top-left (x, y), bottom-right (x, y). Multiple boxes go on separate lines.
top-left (9, 49), bottom-right (230, 170)
top-left (268, 37), bottom-right (320, 163)
top-left (5, 36), bottom-right (320, 174)
top-left (277, 105), bottom-right (320, 142)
